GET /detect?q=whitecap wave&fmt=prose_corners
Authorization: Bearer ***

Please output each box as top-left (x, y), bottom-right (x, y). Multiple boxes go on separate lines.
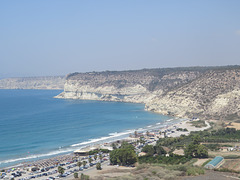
top-left (72, 129), bottom-right (136, 147)
top-left (1, 117), bottom-right (182, 167)
top-left (0, 148), bottom-right (73, 165)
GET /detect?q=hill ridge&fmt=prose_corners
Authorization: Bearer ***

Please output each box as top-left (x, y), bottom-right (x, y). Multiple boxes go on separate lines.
top-left (56, 66), bottom-right (240, 120)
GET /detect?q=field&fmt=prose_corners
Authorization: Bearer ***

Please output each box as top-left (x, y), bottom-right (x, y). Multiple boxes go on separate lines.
top-left (208, 150), bottom-right (240, 158)
top-left (221, 159), bottom-right (240, 171)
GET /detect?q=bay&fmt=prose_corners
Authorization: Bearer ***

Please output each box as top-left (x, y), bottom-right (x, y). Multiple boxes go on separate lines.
top-left (0, 89), bottom-right (172, 168)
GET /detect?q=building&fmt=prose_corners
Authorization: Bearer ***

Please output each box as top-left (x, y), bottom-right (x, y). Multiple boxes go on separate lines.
top-left (74, 146), bottom-right (98, 156)
top-left (204, 156), bottom-right (224, 169)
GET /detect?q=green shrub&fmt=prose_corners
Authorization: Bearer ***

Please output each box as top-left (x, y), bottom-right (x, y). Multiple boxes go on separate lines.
top-left (202, 159), bottom-right (211, 167)
top-left (80, 173), bottom-right (90, 180)
top-left (88, 148), bottom-right (110, 155)
top-left (151, 170), bottom-right (157, 175)
top-left (73, 172), bottom-right (78, 179)
top-left (215, 168), bottom-right (240, 174)
top-left (186, 167), bottom-right (204, 176)
top-left (138, 154), bottom-right (192, 165)
top-left (110, 142), bottom-right (137, 165)
top-left (96, 162), bottom-right (102, 170)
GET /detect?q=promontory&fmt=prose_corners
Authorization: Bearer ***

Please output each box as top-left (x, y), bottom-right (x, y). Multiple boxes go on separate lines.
top-left (55, 66), bottom-right (240, 120)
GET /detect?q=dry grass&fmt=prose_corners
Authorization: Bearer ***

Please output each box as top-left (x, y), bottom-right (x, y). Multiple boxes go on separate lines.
top-left (221, 159), bottom-right (240, 171)
top-left (193, 159), bottom-right (210, 167)
top-left (188, 120), bottom-right (207, 128)
top-left (209, 150), bottom-right (240, 158)
top-left (172, 149), bottom-right (184, 156)
top-left (226, 122), bottom-right (240, 130)
top-left (98, 164), bottom-right (183, 180)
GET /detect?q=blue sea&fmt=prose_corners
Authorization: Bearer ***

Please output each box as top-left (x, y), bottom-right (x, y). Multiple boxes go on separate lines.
top-left (0, 89), bottom-right (176, 168)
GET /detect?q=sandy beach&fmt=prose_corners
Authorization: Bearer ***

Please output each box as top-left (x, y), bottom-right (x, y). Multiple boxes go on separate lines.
top-left (0, 118), bottom-right (211, 180)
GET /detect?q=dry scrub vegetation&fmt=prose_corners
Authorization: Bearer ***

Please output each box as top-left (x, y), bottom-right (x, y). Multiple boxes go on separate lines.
top-left (100, 164), bottom-right (182, 180)
top-left (92, 162), bottom-right (205, 180)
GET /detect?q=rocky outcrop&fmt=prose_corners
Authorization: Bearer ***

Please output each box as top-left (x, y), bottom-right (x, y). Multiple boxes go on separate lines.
top-left (55, 67), bottom-right (206, 103)
top-left (0, 76), bottom-right (65, 89)
top-left (56, 66), bottom-right (240, 120)
top-left (146, 68), bottom-right (240, 119)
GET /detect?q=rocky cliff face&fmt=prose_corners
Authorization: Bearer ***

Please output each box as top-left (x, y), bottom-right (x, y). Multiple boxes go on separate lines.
top-left (56, 66), bottom-right (240, 120)
top-left (0, 76), bottom-right (65, 89)
top-left (146, 68), bottom-right (240, 119)
top-left (56, 68), bottom-right (205, 103)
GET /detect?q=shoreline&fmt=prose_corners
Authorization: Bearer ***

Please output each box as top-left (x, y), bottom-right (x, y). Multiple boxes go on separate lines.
top-left (0, 117), bottom-right (186, 170)
top-left (0, 118), bottom-right (212, 180)
top-left (0, 91), bottom-right (178, 170)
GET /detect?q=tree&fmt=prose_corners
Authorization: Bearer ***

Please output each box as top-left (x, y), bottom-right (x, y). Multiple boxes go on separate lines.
top-left (110, 148), bottom-right (137, 166)
top-left (142, 145), bottom-right (155, 156)
top-left (88, 158), bottom-right (93, 164)
top-left (146, 131), bottom-right (150, 136)
top-left (163, 131), bottom-right (166, 138)
top-left (184, 143), bottom-right (196, 157)
top-left (80, 173), bottom-right (89, 180)
top-left (196, 144), bottom-right (208, 158)
top-left (111, 143), bottom-right (117, 150)
top-left (83, 161), bottom-right (87, 167)
top-left (72, 156), bottom-right (77, 161)
top-left (120, 141), bottom-right (135, 151)
top-left (184, 143), bottom-right (208, 158)
top-left (139, 137), bottom-right (145, 144)
top-left (74, 172), bottom-right (78, 179)
top-left (96, 162), bottom-right (102, 170)
top-left (57, 166), bottom-right (64, 175)
top-left (134, 131), bottom-right (138, 138)
top-left (154, 144), bottom-right (167, 155)
top-left (77, 161), bottom-right (82, 168)
top-left (193, 135), bottom-right (202, 145)
top-left (99, 154), bottom-right (103, 161)
top-left (94, 154), bottom-right (97, 161)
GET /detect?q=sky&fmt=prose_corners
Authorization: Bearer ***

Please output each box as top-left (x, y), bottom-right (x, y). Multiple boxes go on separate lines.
top-left (1, 0), bottom-right (240, 77)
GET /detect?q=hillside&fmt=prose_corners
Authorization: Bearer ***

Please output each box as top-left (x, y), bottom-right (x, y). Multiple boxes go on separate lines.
top-left (0, 76), bottom-right (65, 90)
top-left (56, 66), bottom-right (240, 120)
top-left (146, 68), bottom-right (240, 119)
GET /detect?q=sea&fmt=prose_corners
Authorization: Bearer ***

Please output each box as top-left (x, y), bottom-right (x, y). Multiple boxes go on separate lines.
top-left (0, 89), bottom-right (179, 168)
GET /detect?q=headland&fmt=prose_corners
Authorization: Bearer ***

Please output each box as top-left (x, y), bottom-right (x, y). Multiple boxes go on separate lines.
top-left (55, 66), bottom-right (240, 120)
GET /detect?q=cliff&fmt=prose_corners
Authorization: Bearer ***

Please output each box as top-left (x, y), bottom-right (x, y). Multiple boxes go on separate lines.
top-left (0, 76), bottom-right (65, 90)
top-left (56, 67), bottom-right (206, 103)
top-left (146, 68), bottom-right (240, 120)
top-left (56, 66), bottom-right (240, 120)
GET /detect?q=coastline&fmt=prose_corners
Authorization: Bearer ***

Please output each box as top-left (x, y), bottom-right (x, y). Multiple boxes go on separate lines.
top-left (54, 92), bottom-right (190, 120)
top-left (0, 89), bottom-right (212, 180)
top-left (0, 90), bottom-right (175, 169)
top-left (0, 117), bottom-right (212, 180)
top-left (0, 117), bottom-right (184, 170)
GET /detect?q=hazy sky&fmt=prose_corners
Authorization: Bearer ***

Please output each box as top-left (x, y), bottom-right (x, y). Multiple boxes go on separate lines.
top-left (1, 0), bottom-right (240, 77)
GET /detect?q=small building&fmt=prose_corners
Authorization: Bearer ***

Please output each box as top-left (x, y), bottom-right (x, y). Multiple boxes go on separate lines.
top-left (74, 146), bottom-right (98, 156)
top-left (204, 156), bottom-right (224, 169)
top-left (138, 152), bottom-right (147, 157)
top-left (74, 149), bottom-right (89, 156)
top-left (220, 147), bottom-right (228, 152)
top-left (100, 145), bottom-right (113, 151)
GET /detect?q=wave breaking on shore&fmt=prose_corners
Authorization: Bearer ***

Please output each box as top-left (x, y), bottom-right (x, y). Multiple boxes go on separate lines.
top-left (0, 118), bottom-right (182, 168)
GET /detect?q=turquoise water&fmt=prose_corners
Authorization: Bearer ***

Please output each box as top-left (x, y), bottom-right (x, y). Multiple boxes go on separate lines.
top-left (0, 89), bottom-right (173, 168)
